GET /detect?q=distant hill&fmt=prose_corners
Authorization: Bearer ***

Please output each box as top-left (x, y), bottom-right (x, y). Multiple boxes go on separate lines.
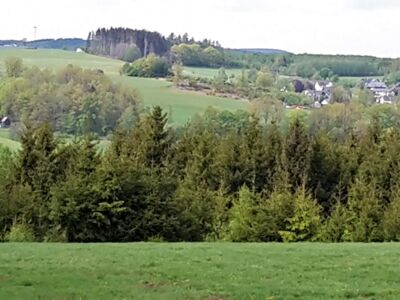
top-left (230, 48), bottom-right (290, 55)
top-left (0, 38), bottom-right (86, 50)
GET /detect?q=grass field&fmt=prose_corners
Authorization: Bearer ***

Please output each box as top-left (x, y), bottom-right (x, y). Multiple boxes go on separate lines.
top-left (0, 49), bottom-right (248, 125)
top-left (0, 128), bottom-right (19, 151)
top-left (0, 243), bottom-right (399, 299)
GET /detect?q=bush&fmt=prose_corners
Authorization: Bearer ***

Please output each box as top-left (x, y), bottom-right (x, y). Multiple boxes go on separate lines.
top-left (126, 54), bottom-right (171, 78)
top-left (6, 222), bottom-right (35, 242)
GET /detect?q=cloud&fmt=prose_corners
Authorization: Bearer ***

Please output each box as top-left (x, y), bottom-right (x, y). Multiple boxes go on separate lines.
top-left (348, 0), bottom-right (400, 10)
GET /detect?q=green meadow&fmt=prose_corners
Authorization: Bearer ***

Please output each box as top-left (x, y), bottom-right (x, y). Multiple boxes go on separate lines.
top-left (0, 243), bottom-right (399, 299)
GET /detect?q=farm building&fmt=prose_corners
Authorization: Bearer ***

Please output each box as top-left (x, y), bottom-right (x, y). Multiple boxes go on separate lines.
top-left (0, 116), bottom-right (11, 128)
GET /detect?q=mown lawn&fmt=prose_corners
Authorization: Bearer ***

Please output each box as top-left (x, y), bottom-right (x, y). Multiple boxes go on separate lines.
top-left (0, 243), bottom-right (399, 299)
top-left (0, 49), bottom-right (248, 125)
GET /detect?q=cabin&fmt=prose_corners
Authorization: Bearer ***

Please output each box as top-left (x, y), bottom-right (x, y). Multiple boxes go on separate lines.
top-left (0, 116), bottom-right (11, 128)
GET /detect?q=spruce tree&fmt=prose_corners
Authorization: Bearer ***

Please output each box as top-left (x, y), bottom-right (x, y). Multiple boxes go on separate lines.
top-left (282, 118), bottom-right (311, 192)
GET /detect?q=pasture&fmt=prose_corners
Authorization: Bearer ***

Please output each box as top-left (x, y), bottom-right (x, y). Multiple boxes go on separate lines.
top-left (0, 243), bottom-right (399, 299)
top-left (0, 49), bottom-right (248, 125)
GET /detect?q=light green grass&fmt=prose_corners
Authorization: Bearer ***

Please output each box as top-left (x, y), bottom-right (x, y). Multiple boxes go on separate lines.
top-left (0, 49), bottom-right (249, 125)
top-left (0, 129), bottom-right (19, 151)
top-left (184, 66), bottom-right (243, 79)
top-left (0, 243), bottom-right (399, 299)
top-left (115, 76), bottom-right (247, 124)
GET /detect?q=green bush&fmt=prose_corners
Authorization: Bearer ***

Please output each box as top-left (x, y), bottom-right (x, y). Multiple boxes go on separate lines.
top-left (127, 54), bottom-right (171, 78)
top-left (6, 222), bottom-right (35, 242)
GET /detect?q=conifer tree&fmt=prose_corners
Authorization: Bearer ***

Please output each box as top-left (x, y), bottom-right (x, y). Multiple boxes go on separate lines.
top-left (281, 118), bottom-right (311, 192)
top-left (279, 187), bottom-right (322, 242)
top-left (345, 177), bottom-right (384, 242)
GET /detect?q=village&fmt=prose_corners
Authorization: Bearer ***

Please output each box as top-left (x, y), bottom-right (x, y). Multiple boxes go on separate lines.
top-left (289, 77), bottom-right (400, 109)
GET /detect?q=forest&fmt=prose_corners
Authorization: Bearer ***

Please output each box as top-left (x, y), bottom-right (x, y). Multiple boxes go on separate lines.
top-left (0, 59), bottom-right (140, 135)
top-left (87, 27), bottom-right (398, 78)
top-left (1, 103), bottom-right (400, 243)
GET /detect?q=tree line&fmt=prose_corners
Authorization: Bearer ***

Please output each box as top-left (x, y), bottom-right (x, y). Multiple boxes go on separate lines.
top-left (1, 105), bottom-right (400, 243)
top-left (87, 27), bottom-right (400, 79)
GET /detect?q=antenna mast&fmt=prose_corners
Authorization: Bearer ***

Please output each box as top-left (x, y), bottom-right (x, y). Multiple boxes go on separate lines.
top-left (33, 26), bottom-right (37, 41)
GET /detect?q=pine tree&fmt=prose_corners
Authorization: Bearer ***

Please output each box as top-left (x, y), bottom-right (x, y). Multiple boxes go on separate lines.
top-left (383, 185), bottom-right (400, 241)
top-left (15, 123), bottom-right (61, 238)
top-left (281, 118), bottom-right (311, 192)
top-left (322, 199), bottom-right (349, 242)
top-left (345, 177), bottom-right (384, 242)
top-left (279, 187), bottom-right (322, 242)
top-left (227, 186), bottom-right (261, 242)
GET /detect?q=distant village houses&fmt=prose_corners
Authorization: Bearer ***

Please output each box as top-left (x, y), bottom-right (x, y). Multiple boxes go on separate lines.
top-left (363, 78), bottom-right (398, 104)
top-left (300, 80), bottom-right (333, 108)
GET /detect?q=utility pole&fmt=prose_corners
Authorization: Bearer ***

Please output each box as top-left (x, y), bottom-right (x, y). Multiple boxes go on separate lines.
top-left (33, 26), bottom-right (37, 41)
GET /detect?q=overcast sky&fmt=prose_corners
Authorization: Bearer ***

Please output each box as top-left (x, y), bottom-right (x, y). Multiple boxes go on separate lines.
top-left (1, 0), bottom-right (399, 57)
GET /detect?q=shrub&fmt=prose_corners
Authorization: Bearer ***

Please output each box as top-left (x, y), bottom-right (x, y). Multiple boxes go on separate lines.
top-left (127, 54), bottom-right (171, 78)
top-left (6, 222), bottom-right (35, 242)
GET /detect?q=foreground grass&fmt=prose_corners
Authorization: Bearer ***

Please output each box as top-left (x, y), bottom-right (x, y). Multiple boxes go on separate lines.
top-left (0, 243), bottom-right (399, 299)
top-left (0, 49), bottom-right (248, 125)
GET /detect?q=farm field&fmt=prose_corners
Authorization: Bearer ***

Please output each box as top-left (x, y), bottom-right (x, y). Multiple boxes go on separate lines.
top-left (0, 49), bottom-right (248, 125)
top-left (0, 243), bottom-right (399, 300)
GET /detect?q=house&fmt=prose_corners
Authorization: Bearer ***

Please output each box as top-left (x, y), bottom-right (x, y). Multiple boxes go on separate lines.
top-left (315, 81), bottom-right (333, 93)
top-left (0, 116), bottom-right (11, 128)
top-left (364, 79), bottom-right (388, 92)
top-left (377, 95), bottom-right (393, 104)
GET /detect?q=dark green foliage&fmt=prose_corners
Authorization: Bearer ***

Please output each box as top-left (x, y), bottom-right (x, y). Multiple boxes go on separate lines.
top-left (87, 28), bottom-right (168, 58)
top-left (125, 54), bottom-right (171, 78)
top-left (3, 105), bottom-right (400, 243)
top-left (282, 118), bottom-right (311, 191)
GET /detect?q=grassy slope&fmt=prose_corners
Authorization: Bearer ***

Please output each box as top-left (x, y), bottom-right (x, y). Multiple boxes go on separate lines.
top-left (0, 48), bottom-right (248, 149)
top-left (0, 128), bottom-right (19, 151)
top-left (0, 243), bottom-right (399, 300)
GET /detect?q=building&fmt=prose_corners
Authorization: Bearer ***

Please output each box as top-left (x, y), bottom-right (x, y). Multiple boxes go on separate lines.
top-left (0, 116), bottom-right (11, 128)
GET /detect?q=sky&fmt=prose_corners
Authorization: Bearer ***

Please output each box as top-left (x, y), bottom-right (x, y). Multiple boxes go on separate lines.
top-left (1, 0), bottom-right (399, 57)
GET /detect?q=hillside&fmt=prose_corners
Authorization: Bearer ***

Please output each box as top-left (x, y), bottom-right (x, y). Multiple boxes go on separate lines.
top-left (0, 38), bottom-right (86, 50)
top-left (0, 48), bottom-right (248, 125)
